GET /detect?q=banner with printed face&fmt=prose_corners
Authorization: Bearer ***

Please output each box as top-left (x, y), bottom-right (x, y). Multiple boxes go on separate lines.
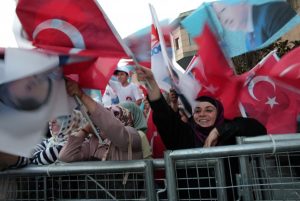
top-left (182, 0), bottom-right (300, 57)
top-left (0, 48), bottom-right (73, 156)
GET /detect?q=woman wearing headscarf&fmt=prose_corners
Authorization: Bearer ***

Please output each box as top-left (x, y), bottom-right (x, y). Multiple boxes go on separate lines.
top-left (58, 80), bottom-right (145, 162)
top-left (31, 109), bottom-right (86, 165)
top-left (120, 101), bottom-right (152, 159)
top-left (137, 66), bottom-right (267, 200)
top-left (137, 66), bottom-right (267, 150)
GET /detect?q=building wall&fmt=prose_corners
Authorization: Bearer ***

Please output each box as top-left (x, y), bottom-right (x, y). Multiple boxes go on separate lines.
top-left (287, 0), bottom-right (300, 10)
top-left (171, 11), bottom-right (197, 69)
top-left (281, 1), bottom-right (300, 41)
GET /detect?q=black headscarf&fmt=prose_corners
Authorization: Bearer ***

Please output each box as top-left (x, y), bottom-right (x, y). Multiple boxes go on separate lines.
top-left (189, 96), bottom-right (224, 147)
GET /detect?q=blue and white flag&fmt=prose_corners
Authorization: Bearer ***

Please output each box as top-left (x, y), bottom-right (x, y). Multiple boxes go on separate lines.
top-left (149, 4), bottom-right (172, 92)
top-left (182, 0), bottom-right (300, 57)
top-left (149, 4), bottom-right (201, 114)
top-left (0, 48), bottom-right (72, 156)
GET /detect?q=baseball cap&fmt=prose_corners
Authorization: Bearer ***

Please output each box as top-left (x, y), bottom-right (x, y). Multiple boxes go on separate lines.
top-left (114, 65), bottom-right (130, 75)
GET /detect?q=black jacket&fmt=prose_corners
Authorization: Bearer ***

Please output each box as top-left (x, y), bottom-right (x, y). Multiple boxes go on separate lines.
top-left (149, 95), bottom-right (267, 150)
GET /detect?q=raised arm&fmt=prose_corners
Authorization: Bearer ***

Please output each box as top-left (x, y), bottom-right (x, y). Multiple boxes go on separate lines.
top-left (136, 66), bottom-right (195, 149)
top-left (136, 66), bottom-right (161, 101)
top-left (65, 79), bottom-right (141, 151)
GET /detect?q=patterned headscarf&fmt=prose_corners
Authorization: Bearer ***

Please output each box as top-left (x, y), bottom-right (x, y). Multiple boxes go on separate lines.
top-left (48, 109), bottom-right (87, 147)
top-left (120, 101), bottom-right (148, 133)
top-left (107, 105), bottom-right (134, 127)
top-left (190, 96), bottom-right (224, 147)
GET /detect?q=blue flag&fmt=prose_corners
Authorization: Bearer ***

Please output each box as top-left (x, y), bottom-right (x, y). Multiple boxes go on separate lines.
top-left (182, 0), bottom-right (300, 57)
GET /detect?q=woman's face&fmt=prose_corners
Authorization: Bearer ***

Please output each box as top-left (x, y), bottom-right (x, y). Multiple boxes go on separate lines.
top-left (193, 101), bottom-right (217, 127)
top-left (49, 119), bottom-right (62, 136)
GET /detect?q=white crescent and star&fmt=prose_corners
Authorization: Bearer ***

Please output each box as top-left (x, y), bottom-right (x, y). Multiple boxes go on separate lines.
top-left (32, 19), bottom-right (86, 54)
top-left (248, 75), bottom-right (278, 108)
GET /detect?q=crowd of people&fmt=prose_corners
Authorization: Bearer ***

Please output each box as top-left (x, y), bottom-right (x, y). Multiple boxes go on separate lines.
top-left (1, 0), bottom-right (300, 200)
top-left (0, 63), bottom-right (270, 199)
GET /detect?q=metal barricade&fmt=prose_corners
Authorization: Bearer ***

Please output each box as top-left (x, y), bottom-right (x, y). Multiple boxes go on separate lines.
top-left (0, 160), bottom-right (156, 201)
top-left (164, 137), bottom-right (300, 201)
top-left (237, 134), bottom-right (300, 201)
top-left (1, 134), bottom-right (300, 201)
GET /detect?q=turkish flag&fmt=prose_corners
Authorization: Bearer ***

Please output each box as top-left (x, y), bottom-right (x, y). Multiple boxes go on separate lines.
top-left (239, 52), bottom-right (298, 134)
top-left (192, 24), bottom-right (299, 134)
top-left (16, 0), bottom-right (127, 57)
top-left (16, 0), bottom-right (128, 91)
top-left (240, 50), bottom-right (279, 82)
top-left (193, 24), bottom-right (241, 119)
top-left (62, 56), bottom-right (120, 92)
top-left (269, 46), bottom-right (300, 94)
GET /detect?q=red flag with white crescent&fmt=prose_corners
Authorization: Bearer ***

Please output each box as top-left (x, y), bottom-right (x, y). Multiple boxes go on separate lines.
top-left (239, 52), bottom-right (298, 134)
top-left (16, 0), bottom-right (127, 57)
top-left (16, 0), bottom-right (128, 91)
top-left (239, 76), bottom-right (298, 134)
top-left (193, 24), bottom-right (299, 133)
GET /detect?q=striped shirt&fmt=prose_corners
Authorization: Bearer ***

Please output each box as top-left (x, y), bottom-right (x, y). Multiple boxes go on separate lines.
top-left (31, 138), bottom-right (63, 165)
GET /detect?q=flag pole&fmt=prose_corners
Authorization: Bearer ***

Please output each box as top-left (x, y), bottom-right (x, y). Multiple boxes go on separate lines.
top-left (94, 0), bottom-right (152, 90)
top-left (74, 95), bottom-right (104, 144)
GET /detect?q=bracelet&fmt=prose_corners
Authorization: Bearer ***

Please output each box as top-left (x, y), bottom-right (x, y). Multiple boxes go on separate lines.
top-left (81, 128), bottom-right (89, 135)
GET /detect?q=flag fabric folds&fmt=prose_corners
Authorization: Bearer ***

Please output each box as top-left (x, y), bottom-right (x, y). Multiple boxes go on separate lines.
top-left (181, 0), bottom-right (300, 57)
top-left (0, 48), bottom-right (72, 156)
top-left (150, 22), bottom-right (172, 92)
top-left (16, 0), bottom-right (129, 91)
top-left (62, 56), bottom-right (120, 92)
top-left (124, 20), bottom-right (172, 68)
top-left (193, 24), bottom-right (241, 119)
top-left (149, 4), bottom-right (200, 114)
top-left (192, 24), bottom-right (300, 134)
top-left (239, 51), bottom-right (299, 134)
top-left (16, 0), bottom-right (127, 57)
top-left (0, 48), bottom-right (59, 84)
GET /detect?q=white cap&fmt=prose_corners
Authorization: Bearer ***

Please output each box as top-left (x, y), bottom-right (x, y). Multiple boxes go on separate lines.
top-left (114, 65), bottom-right (130, 75)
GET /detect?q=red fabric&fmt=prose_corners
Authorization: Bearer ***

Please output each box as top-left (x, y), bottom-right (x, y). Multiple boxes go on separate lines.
top-left (146, 110), bottom-right (166, 180)
top-left (16, 0), bottom-right (127, 57)
top-left (239, 52), bottom-right (298, 134)
top-left (63, 56), bottom-right (120, 92)
top-left (240, 51), bottom-right (279, 81)
top-left (16, 0), bottom-right (128, 91)
top-left (193, 24), bottom-right (299, 134)
top-left (146, 111), bottom-right (166, 159)
top-left (194, 24), bottom-right (241, 119)
top-left (269, 46), bottom-right (300, 97)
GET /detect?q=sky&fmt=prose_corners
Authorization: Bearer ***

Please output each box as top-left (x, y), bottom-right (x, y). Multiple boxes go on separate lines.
top-left (0, 0), bottom-right (211, 47)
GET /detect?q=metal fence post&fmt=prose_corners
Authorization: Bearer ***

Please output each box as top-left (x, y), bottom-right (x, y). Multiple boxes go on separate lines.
top-left (236, 137), bottom-right (254, 201)
top-left (144, 160), bottom-right (157, 201)
top-left (164, 150), bottom-right (178, 201)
